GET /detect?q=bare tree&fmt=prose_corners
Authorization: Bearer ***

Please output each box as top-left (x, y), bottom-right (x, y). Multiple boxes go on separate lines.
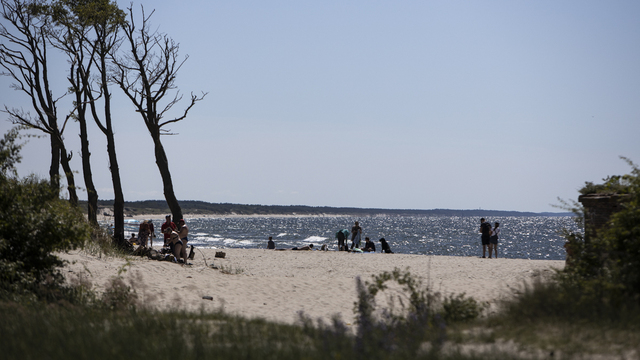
top-left (51, 2), bottom-right (99, 225)
top-left (0, 0), bottom-right (78, 205)
top-left (52, 0), bottom-right (127, 244)
top-left (112, 5), bottom-right (206, 222)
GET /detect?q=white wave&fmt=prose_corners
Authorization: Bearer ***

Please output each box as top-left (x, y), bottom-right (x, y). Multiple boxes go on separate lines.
top-left (221, 238), bottom-right (256, 246)
top-left (199, 236), bottom-right (223, 242)
top-left (276, 233), bottom-right (287, 237)
top-left (303, 236), bottom-right (327, 243)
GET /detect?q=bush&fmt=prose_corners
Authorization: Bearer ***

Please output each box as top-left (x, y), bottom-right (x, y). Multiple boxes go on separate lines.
top-left (442, 293), bottom-right (484, 324)
top-left (567, 159), bottom-right (640, 296)
top-left (0, 128), bottom-right (91, 300)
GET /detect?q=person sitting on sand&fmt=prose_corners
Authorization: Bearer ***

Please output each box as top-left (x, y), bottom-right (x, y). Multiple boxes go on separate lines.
top-left (161, 215), bottom-right (176, 247)
top-left (178, 219), bottom-right (189, 261)
top-left (128, 233), bottom-right (137, 245)
top-left (379, 238), bottom-right (394, 254)
top-left (165, 227), bottom-right (187, 265)
top-left (267, 236), bottom-right (275, 249)
top-left (363, 237), bottom-right (376, 252)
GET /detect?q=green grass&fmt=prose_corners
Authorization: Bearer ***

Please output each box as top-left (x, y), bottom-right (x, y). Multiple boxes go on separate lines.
top-left (3, 263), bottom-right (640, 360)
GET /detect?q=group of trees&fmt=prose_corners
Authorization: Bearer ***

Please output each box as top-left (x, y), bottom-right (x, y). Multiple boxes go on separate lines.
top-left (0, 0), bottom-right (205, 247)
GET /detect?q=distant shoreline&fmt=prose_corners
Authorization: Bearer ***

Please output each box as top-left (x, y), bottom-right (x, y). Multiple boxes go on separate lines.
top-left (83, 199), bottom-right (573, 218)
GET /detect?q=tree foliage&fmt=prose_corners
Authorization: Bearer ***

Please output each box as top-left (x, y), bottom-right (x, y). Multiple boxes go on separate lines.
top-left (561, 157), bottom-right (640, 304)
top-left (0, 128), bottom-right (90, 298)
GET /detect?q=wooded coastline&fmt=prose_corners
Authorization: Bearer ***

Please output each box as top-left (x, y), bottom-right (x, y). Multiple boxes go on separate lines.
top-left (84, 199), bottom-right (572, 217)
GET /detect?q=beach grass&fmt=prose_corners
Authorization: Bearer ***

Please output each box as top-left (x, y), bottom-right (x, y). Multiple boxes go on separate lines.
top-left (2, 273), bottom-right (640, 359)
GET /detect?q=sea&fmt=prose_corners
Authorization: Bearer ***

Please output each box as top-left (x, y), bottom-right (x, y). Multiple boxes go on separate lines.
top-left (122, 215), bottom-right (579, 260)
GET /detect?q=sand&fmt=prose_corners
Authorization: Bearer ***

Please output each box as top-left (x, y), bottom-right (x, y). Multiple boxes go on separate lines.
top-left (58, 248), bottom-right (564, 325)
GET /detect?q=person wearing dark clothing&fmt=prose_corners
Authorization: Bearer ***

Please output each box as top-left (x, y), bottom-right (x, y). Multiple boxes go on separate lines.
top-left (148, 220), bottom-right (155, 247)
top-left (267, 236), bottom-right (275, 249)
top-left (489, 222), bottom-right (500, 258)
top-left (363, 237), bottom-right (376, 252)
top-left (479, 218), bottom-right (492, 258)
top-left (351, 221), bottom-right (362, 249)
top-left (379, 238), bottom-right (393, 253)
top-left (336, 229), bottom-right (349, 251)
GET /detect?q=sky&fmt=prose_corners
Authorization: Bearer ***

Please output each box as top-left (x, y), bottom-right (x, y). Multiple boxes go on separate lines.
top-left (1, 0), bottom-right (639, 213)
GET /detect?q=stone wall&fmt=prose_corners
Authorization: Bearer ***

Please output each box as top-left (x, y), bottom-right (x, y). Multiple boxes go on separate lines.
top-left (578, 194), bottom-right (629, 242)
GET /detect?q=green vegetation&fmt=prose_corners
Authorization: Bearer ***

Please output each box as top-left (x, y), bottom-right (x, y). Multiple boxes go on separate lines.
top-left (0, 128), bottom-right (90, 301)
top-left (3, 132), bottom-right (640, 358)
top-left (561, 158), bottom-right (640, 308)
top-left (486, 157), bottom-right (640, 357)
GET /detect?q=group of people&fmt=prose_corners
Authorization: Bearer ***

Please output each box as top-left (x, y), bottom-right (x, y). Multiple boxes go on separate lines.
top-left (266, 221), bottom-right (394, 253)
top-left (130, 217), bottom-right (503, 259)
top-left (337, 221), bottom-right (394, 253)
top-left (125, 220), bottom-right (156, 247)
top-left (479, 218), bottom-right (500, 258)
top-left (161, 215), bottom-right (194, 265)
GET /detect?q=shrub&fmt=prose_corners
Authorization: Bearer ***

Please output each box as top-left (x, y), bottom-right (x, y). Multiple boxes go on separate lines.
top-left (553, 157), bottom-right (640, 319)
top-left (0, 128), bottom-right (91, 300)
top-left (442, 293), bottom-right (484, 323)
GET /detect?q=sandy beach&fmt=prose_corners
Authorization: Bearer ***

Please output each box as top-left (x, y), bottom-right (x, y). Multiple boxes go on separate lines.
top-left (59, 248), bottom-right (564, 325)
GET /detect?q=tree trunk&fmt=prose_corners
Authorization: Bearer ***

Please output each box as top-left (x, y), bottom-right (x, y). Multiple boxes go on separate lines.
top-left (78, 102), bottom-right (98, 226)
top-left (152, 134), bottom-right (182, 222)
top-left (106, 130), bottom-right (125, 247)
top-left (57, 133), bottom-right (78, 206)
top-left (48, 127), bottom-right (60, 193)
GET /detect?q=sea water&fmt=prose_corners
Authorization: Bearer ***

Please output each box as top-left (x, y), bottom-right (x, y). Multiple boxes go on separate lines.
top-left (125, 216), bottom-right (579, 260)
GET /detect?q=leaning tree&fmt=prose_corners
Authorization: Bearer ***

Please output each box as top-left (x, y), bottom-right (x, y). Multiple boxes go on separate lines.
top-left (112, 5), bottom-right (206, 223)
top-left (52, 0), bottom-right (128, 245)
top-left (50, 0), bottom-right (100, 225)
top-left (0, 0), bottom-right (78, 205)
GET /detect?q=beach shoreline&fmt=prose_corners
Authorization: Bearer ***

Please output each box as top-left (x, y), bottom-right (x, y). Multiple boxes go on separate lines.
top-left (59, 248), bottom-right (565, 325)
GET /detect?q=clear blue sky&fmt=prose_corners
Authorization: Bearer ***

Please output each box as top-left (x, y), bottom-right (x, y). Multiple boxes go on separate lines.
top-left (2, 0), bottom-right (639, 212)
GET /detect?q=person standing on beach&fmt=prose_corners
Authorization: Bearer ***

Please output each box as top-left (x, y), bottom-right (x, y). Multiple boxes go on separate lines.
top-left (161, 215), bottom-right (176, 247)
top-left (351, 221), bottom-right (362, 249)
top-left (336, 229), bottom-right (348, 251)
top-left (148, 220), bottom-right (155, 248)
top-left (138, 220), bottom-right (150, 247)
top-left (479, 218), bottom-right (492, 258)
top-left (489, 222), bottom-right (500, 258)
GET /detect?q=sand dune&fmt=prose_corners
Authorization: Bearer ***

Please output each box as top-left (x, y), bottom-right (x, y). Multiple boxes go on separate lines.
top-left (59, 248), bottom-right (564, 324)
